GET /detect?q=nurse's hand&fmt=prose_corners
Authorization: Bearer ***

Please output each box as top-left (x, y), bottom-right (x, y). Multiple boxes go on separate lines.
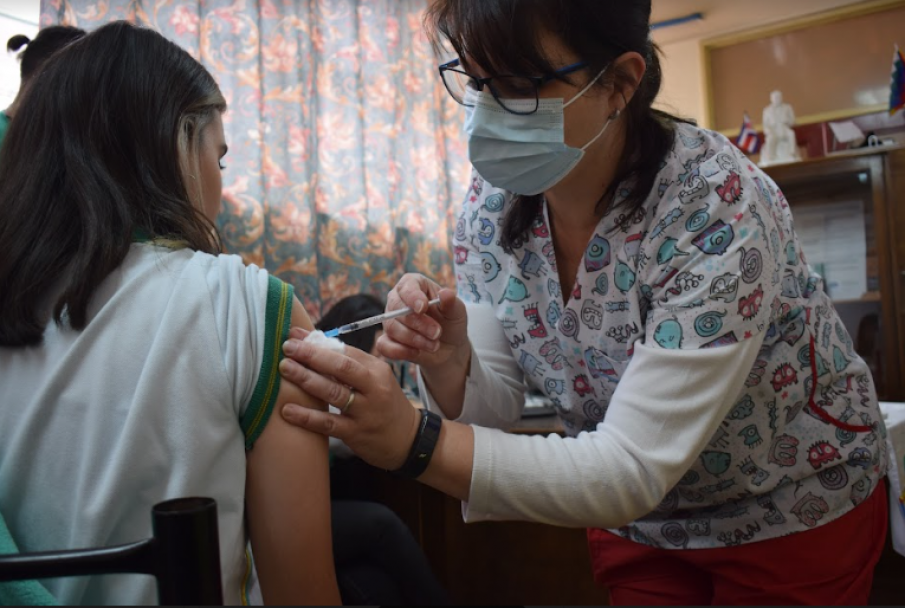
top-left (279, 329), bottom-right (421, 471)
top-left (378, 273), bottom-right (469, 372)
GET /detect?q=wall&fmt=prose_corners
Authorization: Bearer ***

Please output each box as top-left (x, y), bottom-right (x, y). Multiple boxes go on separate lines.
top-left (656, 38), bottom-right (704, 123)
top-left (654, 0), bottom-right (881, 128)
top-left (0, 0), bottom-right (39, 23)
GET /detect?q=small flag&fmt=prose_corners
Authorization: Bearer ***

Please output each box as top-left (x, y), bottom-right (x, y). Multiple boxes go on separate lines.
top-left (889, 44), bottom-right (905, 116)
top-left (735, 112), bottom-right (760, 155)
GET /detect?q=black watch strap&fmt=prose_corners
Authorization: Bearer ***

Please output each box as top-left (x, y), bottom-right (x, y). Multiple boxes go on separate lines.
top-left (392, 409), bottom-right (442, 479)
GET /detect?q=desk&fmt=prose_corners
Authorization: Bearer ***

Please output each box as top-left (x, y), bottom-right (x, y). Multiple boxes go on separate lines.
top-left (510, 413), bottom-right (563, 435)
top-left (880, 402), bottom-right (905, 558)
top-left (870, 403), bottom-right (905, 605)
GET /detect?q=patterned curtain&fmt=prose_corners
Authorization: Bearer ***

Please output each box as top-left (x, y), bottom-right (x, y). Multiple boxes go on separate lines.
top-left (40, 0), bottom-right (468, 320)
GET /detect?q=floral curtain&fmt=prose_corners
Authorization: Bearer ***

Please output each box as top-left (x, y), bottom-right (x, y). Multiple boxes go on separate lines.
top-left (40, 0), bottom-right (469, 320)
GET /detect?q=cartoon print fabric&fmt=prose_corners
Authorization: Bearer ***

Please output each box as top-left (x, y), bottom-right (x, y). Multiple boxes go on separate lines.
top-left (454, 123), bottom-right (888, 549)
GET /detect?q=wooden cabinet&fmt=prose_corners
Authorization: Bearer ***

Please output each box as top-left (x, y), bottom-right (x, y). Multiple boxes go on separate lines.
top-left (764, 148), bottom-right (905, 401)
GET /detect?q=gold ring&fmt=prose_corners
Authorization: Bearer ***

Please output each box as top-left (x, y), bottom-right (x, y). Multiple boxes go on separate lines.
top-left (341, 388), bottom-right (356, 414)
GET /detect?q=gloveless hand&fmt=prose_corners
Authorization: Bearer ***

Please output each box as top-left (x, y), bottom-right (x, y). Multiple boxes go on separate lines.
top-left (377, 274), bottom-right (470, 371)
top-left (279, 328), bottom-right (421, 471)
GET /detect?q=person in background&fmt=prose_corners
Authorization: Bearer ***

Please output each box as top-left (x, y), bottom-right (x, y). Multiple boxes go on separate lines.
top-left (0, 22), bottom-right (338, 605)
top-left (1, 26), bottom-right (85, 147)
top-left (317, 293), bottom-right (417, 403)
top-left (278, 0), bottom-right (889, 605)
top-left (317, 294), bottom-right (387, 355)
top-left (316, 294), bottom-right (450, 606)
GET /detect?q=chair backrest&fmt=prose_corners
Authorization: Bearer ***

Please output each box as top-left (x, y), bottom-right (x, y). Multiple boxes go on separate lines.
top-left (0, 497), bottom-right (223, 606)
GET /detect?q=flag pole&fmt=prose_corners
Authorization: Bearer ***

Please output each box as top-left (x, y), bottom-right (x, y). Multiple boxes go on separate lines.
top-left (822, 122), bottom-right (828, 157)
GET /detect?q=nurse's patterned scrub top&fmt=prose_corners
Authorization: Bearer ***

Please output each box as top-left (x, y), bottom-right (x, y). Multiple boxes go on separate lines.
top-left (453, 122), bottom-right (888, 549)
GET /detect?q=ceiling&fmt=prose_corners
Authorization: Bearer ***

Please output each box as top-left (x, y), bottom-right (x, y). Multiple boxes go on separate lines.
top-left (0, 0), bottom-right (39, 25)
top-left (651, 0), bottom-right (876, 45)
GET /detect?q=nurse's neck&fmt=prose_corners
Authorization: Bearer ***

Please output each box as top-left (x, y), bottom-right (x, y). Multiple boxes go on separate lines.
top-left (544, 120), bottom-right (626, 234)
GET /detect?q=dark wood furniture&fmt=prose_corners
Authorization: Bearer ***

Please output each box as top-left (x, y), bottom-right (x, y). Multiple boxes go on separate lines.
top-left (764, 147), bottom-right (905, 401)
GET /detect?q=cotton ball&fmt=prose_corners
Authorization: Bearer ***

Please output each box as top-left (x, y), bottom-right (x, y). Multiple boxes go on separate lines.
top-left (304, 330), bottom-right (346, 353)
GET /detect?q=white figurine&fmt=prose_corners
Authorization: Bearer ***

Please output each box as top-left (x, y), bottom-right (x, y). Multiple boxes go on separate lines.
top-left (760, 90), bottom-right (801, 167)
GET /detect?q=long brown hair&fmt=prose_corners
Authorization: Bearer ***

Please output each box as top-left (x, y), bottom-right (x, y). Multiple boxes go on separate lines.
top-left (426, 0), bottom-right (688, 251)
top-left (0, 21), bottom-right (227, 346)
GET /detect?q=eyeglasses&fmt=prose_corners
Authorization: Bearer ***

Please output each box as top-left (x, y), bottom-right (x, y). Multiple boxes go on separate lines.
top-left (438, 58), bottom-right (588, 116)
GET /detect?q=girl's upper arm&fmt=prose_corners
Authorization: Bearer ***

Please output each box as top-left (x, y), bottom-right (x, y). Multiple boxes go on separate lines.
top-left (245, 297), bottom-right (340, 606)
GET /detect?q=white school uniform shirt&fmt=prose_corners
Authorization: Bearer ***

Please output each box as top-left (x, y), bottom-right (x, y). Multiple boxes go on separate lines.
top-left (421, 122), bottom-right (888, 549)
top-left (0, 243), bottom-right (294, 605)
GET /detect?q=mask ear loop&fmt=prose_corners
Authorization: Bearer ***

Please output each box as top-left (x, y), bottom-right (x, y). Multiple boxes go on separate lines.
top-left (563, 65), bottom-right (609, 108)
top-left (578, 75), bottom-right (627, 151)
top-left (580, 111), bottom-right (616, 152)
top-left (580, 93), bottom-right (625, 152)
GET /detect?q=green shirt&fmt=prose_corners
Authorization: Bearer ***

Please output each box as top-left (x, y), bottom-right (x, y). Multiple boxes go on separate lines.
top-left (0, 112), bottom-right (10, 150)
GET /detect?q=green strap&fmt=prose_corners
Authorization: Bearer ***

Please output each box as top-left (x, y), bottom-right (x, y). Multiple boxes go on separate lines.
top-left (241, 276), bottom-right (294, 449)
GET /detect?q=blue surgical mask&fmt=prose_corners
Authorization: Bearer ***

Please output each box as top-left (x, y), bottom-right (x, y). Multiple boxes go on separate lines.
top-left (463, 69), bottom-right (614, 195)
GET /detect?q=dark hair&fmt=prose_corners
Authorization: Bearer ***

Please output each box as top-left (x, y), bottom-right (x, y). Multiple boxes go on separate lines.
top-left (0, 21), bottom-right (227, 347)
top-left (7, 25), bottom-right (86, 81)
top-left (427, 0), bottom-right (687, 249)
top-left (316, 295), bottom-right (386, 353)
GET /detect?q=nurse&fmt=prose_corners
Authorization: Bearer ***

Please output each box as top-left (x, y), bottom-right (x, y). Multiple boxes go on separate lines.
top-left (279, 0), bottom-right (890, 603)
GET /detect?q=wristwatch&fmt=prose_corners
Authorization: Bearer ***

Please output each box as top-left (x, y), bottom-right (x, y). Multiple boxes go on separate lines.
top-left (392, 409), bottom-right (442, 479)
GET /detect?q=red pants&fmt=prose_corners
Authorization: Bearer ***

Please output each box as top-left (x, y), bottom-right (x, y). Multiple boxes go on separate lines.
top-left (588, 485), bottom-right (888, 606)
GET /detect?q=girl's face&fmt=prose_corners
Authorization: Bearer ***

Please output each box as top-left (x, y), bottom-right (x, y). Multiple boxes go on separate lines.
top-left (196, 112), bottom-right (228, 222)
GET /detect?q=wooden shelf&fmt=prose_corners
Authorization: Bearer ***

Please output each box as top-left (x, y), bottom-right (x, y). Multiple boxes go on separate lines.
top-left (825, 144), bottom-right (905, 160)
top-left (833, 291), bottom-right (882, 305)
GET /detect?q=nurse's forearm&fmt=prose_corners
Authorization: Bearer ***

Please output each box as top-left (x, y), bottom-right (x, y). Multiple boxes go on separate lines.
top-left (418, 302), bottom-right (528, 429)
top-left (418, 419), bottom-right (474, 501)
top-left (419, 345), bottom-right (471, 420)
top-left (459, 340), bottom-right (763, 528)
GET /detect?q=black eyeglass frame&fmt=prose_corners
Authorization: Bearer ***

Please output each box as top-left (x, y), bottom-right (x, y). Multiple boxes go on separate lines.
top-left (438, 58), bottom-right (589, 116)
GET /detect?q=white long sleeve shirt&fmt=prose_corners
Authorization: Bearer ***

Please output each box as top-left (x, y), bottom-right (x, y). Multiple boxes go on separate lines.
top-left (422, 304), bottom-right (760, 529)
